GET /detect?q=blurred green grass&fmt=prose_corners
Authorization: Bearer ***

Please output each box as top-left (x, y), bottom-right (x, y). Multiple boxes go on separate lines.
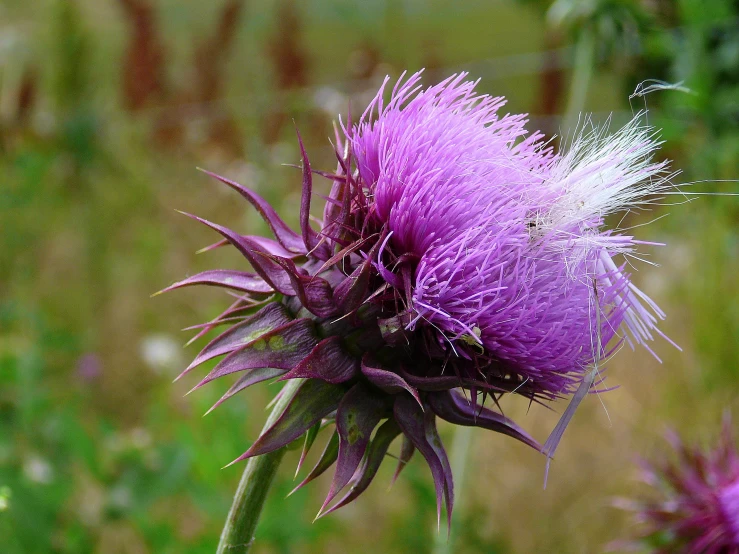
top-left (1, 0), bottom-right (737, 552)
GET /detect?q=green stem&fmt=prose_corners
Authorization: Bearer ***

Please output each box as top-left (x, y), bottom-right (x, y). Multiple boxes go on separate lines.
top-left (433, 425), bottom-right (473, 554)
top-left (216, 379), bottom-right (303, 554)
top-left (562, 25), bottom-right (595, 140)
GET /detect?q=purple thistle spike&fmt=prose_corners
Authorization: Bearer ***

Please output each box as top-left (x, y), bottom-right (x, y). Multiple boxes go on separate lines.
top-left (161, 70), bottom-right (677, 525)
top-left (613, 415), bottom-right (739, 553)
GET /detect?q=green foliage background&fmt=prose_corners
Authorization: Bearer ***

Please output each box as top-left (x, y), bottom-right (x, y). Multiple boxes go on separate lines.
top-left (1, 0), bottom-right (736, 552)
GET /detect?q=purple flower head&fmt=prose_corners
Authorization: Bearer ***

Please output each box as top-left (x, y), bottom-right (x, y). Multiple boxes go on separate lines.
top-left (161, 71), bottom-right (674, 524)
top-left (351, 72), bottom-right (672, 398)
top-left (615, 415), bottom-right (739, 553)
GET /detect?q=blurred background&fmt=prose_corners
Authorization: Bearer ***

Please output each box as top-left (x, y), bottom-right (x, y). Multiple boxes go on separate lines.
top-left (0, 0), bottom-right (737, 552)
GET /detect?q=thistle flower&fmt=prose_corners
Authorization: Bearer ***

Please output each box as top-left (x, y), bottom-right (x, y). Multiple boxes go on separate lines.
top-left (614, 416), bottom-right (739, 553)
top-left (160, 71), bottom-right (672, 524)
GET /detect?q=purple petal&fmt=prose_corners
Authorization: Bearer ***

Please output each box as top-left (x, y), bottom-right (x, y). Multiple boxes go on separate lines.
top-left (333, 259), bottom-right (373, 314)
top-left (194, 318), bottom-right (318, 388)
top-left (397, 368), bottom-right (461, 391)
top-left (184, 297), bottom-right (275, 347)
top-left (197, 238), bottom-right (228, 254)
top-left (361, 355), bottom-right (421, 407)
top-left (427, 390), bottom-right (541, 452)
top-left (259, 253), bottom-right (338, 317)
top-left (183, 315), bottom-right (248, 332)
top-left (245, 235), bottom-right (306, 259)
top-left (281, 337), bottom-right (360, 384)
top-left (315, 234), bottom-right (375, 275)
top-left (320, 419), bottom-right (401, 515)
top-left (323, 115), bottom-right (352, 229)
top-left (375, 260), bottom-right (403, 290)
top-left (332, 235), bottom-right (383, 314)
top-left (204, 367), bottom-right (286, 415)
top-left (179, 212), bottom-right (296, 295)
top-left (319, 384), bottom-right (387, 513)
top-left (230, 380), bottom-right (345, 463)
top-left (180, 303), bottom-right (292, 379)
top-left (321, 174), bottom-right (346, 231)
top-left (290, 430), bottom-right (339, 495)
top-left (157, 269), bottom-right (273, 296)
top-left (183, 296), bottom-right (253, 346)
top-left (201, 235), bottom-right (304, 259)
top-left (425, 410), bottom-right (455, 534)
top-left (394, 395), bottom-right (454, 530)
top-left (201, 170), bottom-right (306, 254)
top-left (295, 128), bottom-right (328, 258)
top-left (321, 177), bottom-right (352, 249)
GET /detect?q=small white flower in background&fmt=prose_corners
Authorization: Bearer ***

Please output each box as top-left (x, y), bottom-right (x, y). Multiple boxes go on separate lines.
top-left (268, 141), bottom-right (295, 167)
top-left (104, 428), bottom-right (153, 454)
top-left (109, 484), bottom-right (133, 512)
top-left (23, 456), bottom-right (54, 484)
top-left (313, 86), bottom-right (348, 117)
top-left (139, 334), bottom-right (183, 376)
top-left (223, 161), bottom-right (264, 191)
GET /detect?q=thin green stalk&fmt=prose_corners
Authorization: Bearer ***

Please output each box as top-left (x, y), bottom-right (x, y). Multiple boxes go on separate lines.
top-left (562, 26), bottom-right (595, 141)
top-left (216, 379), bottom-right (303, 554)
top-left (433, 425), bottom-right (473, 554)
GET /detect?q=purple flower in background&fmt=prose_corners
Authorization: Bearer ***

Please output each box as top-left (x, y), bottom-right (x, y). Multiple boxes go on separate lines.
top-left (614, 416), bottom-right (739, 553)
top-left (76, 353), bottom-right (101, 382)
top-left (160, 71), bottom-right (674, 523)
